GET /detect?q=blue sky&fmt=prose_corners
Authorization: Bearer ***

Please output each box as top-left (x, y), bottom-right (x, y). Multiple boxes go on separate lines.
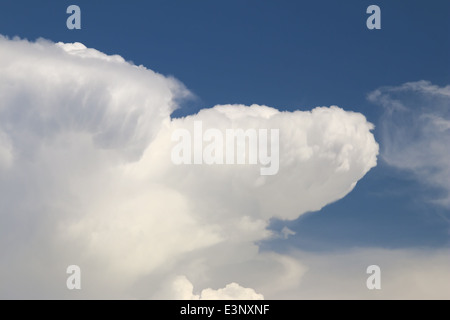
top-left (2, 0), bottom-right (449, 112)
top-left (0, 0), bottom-right (449, 299)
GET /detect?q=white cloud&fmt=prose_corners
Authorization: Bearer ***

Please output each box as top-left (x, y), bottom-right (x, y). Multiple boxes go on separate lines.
top-left (0, 35), bottom-right (379, 298)
top-left (369, 80), bottom-right (450, 206)
top-left (168, 276), bottom-right (264, 300)
top-left (200, 283), bottom-right (264, 300)
top-left (169, 276), bottom-right (200, 300)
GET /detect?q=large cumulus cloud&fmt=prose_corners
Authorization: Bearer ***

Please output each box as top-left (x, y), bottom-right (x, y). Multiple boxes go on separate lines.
top-left (0, 36), bottom-right (379, 298)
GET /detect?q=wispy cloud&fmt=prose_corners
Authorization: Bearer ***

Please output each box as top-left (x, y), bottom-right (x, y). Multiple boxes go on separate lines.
top-left (369, 80), bottom-right (450, 207)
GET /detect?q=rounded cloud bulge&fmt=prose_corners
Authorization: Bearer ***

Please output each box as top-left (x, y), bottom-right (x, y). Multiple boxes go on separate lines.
top-left (145, 104), bottom-right (379, 222)
top-left (0, 36), bottom-right (378, 299)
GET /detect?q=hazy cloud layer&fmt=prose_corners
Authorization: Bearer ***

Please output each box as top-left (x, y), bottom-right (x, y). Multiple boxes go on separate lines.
top-left (0, 36), bottom-right (392, 299)
top-left (270, 248), bottom-right (450, 300)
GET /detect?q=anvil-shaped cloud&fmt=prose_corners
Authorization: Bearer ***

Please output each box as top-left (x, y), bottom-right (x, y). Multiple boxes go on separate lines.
top-left (0, 36), bottom-right (379, 299)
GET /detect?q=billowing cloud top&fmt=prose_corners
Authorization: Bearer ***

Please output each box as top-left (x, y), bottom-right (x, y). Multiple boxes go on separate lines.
top-left (0, 36), bottom-right (379, 299)
top-left (0, 36), bottom-right (189, 161)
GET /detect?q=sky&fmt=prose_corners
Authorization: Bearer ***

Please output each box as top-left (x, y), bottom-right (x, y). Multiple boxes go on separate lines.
top-left (0, 0), bottom-right (449, 299)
